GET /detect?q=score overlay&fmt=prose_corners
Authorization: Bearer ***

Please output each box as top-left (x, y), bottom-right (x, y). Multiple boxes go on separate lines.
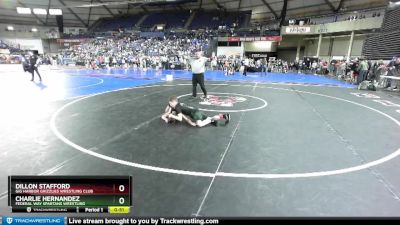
top-left (8, 176), bottom-right (132, 213)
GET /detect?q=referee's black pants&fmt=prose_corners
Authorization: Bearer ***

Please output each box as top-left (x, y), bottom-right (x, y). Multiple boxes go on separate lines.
top-left (192, 73), bottom-right (207, 98)
top-left (30, 66), bottom-right (42, 81)
top-left (243, 65), bottom-right (248, 76)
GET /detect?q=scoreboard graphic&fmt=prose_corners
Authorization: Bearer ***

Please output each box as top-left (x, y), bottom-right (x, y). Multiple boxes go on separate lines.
top-left (8, 176), bottom-right (132, 213)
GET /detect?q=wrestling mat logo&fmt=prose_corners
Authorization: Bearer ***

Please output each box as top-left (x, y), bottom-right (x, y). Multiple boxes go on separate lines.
top-left (199, 95), bottom-right (247, 107)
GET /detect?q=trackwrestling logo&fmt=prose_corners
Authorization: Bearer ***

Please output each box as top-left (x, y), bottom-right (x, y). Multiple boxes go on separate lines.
top-left (2, 217), bottom-right (65, 225)
top-left (199, 95), bottom-right (247, 107)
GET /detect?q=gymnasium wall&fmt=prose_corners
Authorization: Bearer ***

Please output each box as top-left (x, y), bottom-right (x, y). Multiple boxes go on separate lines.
top-left (217, 46), bottom-right (244, 57)
top-left (281, 17), bottom-right (383, 35)
top-left (244, 41), bottom-right (278, 52)
top-left (1, 38), bottom-right (44, 54)
top-left (302, 35), bottom-right (366, 59)
top-left (0, 23), bottom-right (59, 39)
top-left (278, 36), bottom-right (303, 48)
top-left (277, 48), bottom-right (304, 62)
top-left (0, 23), bottom-right (88, 54)
top-left (41, 39), bottom-right (61, 54)
top-left (217, 41), bottom-right (279, 57)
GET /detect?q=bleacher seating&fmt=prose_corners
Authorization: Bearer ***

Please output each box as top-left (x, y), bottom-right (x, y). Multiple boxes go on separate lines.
top-left (189, 11), bottom-right (221, 29)
top-left (95, 14), bottom-right (143, 32)
top-left (189, 11), bottom-right (248, 30)
top-left (140, 11), bottom-right (190, 29)
top-left (0, 40), bottom-right (22, 53)
top-left (284, 8), bottom-right (384, 26)
top-left (362, 6), bottom-right (400, 59)
top-left (91, 10), bottom-right (249, 32)
top-left (380, 6), bottom-right (400, 32)
top-left (223, 13), bottom-right (246, 27)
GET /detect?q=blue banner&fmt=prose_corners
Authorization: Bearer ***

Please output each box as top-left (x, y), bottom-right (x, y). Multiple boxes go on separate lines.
top-left (140, 32), bottom-right (165, 38)
top-left (2, 217), bottom-right (64, 225)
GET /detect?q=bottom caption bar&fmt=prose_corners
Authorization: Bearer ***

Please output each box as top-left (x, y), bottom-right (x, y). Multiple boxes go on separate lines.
top-left (1, 217), bottom-right (223, 225)
top-left (2, 217), bottom-right (286, 225)
top-left (11, 207), bottom-right (111, 213)
top-left (68, 218), bottom-right (221, 225)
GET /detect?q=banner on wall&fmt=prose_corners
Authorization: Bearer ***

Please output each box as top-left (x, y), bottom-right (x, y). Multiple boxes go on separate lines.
top-left (56, 39), bottom-right (87, 43)
top-left (245, 52), bottom-right (277, 60)
top-left (285, 26), bottom-right (311, 34)
top-left (227, 37), bottom-right (241, 42)
top-left (227, 36), bottom-right (282, 42)
top-left (249, 53), bottom-right (268, 58)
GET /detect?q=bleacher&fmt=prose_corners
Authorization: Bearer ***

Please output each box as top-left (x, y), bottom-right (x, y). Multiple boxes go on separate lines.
top-left (189, 11), bottom-right (221, 29)
top-left (284, 8), bottom-right (384, 26)
top-left (140, 11), bottom-right (190, 30)
top-left (94, 14), bottom-right (143, 32)
top-left (223, 12), bottom-right (247, 27)
top-left (380, 6), bottom-right (400, 32)
top-left (91, 10), bottom-right (249, 32)
top-left (0, 40), bottom-right (22, 53)
top-left (362, 6), bottom-right (400, 59)
top-left (189, 11), bottom-right (248, 30)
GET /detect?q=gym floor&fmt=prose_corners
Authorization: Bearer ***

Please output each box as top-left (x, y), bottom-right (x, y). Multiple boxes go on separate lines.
top-left (1, 65), bottom-right (400, 216)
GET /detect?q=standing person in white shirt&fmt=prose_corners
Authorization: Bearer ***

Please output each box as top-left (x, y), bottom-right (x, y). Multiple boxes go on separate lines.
top-left (190, 51), bottom-right (208, 99)
top-left (311, 61), bottom-right (318, 74)
top-left (211, 56), bottom-right (218, 71)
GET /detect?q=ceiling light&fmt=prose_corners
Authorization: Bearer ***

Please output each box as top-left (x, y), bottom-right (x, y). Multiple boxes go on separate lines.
top-left (33, 8), bottom-right (47, 15)
top-left (16, 7), bottom-right (31, 14)
top-left (49, 9), bottom-right (62, 15)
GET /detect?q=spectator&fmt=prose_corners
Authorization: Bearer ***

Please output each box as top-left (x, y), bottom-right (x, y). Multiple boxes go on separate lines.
top-left (357, 58), bottom-right (369, 84)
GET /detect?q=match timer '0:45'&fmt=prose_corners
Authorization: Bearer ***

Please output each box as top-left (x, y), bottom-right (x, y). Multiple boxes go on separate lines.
top-left (109, 206), bottom-right (130, 214)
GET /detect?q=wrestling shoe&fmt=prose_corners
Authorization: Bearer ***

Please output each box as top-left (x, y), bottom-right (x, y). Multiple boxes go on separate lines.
top-left (224, 114), bottom-right (230, 125)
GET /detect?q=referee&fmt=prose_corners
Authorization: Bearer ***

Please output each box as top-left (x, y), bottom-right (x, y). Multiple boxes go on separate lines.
top-left (28, 51), bottom-right (42, 82)
top-left (190, 51), bottom-right (208, 99)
